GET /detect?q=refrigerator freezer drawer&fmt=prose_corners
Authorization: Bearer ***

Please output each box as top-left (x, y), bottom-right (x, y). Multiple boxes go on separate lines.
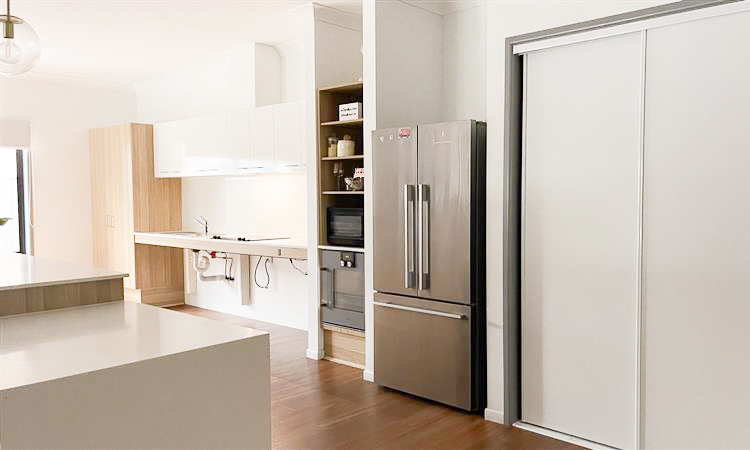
top-left (374, 292), bottom-right (473, 410)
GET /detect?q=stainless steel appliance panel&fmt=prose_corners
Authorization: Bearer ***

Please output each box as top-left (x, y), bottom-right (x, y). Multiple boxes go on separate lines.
top-left (374, 292), bottom-right (473, 410)
top-left (417, 121), bottom-right (473, 304)
top-left (321, 250), bottom-right (365, 330)
top-left (373, 126), bottom-right (418, 297)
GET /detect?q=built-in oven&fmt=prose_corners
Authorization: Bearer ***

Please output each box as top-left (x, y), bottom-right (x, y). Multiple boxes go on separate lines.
top-left (320, 250), bottom-right (365, 330)
top-left (326, 207), bottom-right (364, 248)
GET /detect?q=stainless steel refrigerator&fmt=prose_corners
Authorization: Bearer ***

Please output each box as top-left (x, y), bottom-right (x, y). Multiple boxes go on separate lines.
top-left (372, 120), bottom-right (486, 412)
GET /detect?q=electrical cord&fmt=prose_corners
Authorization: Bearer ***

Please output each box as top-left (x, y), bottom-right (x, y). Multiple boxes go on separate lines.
top-left (289, 258), bottom-right (308, 276)
top-left (254, 257), bottom-right (270, 289)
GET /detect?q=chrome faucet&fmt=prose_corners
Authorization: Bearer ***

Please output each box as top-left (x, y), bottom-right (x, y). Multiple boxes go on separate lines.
top-left (194, 216), bottom-right (209, 237)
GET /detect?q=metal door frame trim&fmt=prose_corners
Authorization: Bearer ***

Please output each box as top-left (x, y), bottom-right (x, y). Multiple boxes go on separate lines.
top-left (502, 0), bottom-right (739, 428)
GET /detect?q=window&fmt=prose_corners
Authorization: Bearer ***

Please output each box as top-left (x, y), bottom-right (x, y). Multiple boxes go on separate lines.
top-left (0, 148), bottom-right (29, 253)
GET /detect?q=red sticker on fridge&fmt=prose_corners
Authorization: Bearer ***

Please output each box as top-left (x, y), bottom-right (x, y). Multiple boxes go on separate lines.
top-left (398, 128), bottom-right (411, 138)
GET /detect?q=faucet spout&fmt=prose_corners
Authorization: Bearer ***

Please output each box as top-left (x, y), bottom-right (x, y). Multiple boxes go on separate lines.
top-left (194, 216), bottom-right (208, 237)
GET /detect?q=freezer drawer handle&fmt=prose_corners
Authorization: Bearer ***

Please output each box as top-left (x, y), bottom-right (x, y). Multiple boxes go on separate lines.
top-left (418, 184), bottom-right (431, 290)
top-left (404, 184), bottom-right (416, 288)
top-left (373, 301), bottom-right (465, 320)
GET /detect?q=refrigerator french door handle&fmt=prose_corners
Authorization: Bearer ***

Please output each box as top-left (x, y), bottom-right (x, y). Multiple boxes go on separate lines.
top-left (418, 184), bottom-right (431, 291)
top-left (373, 301), bottom-right (465, 320)
top-left (404, 185), bottom-right (416, 289)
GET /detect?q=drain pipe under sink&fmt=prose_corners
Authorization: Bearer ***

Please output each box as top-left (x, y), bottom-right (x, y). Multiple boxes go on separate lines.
top-left (191, 250), bottom-right (225, 282)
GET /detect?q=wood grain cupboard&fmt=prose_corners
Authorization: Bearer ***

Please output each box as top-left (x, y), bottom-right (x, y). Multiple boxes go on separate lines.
top-left (89, 123), bottom-right (184, 306)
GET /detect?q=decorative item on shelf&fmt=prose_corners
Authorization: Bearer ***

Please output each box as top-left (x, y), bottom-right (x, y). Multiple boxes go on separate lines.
top-left (327, 135), bottom-right (338, 157)
top-left (338, 102), bottom-right (363, 121)
top-left (345, 167), bottom-right (364, 191)
top-left (332, 162), bottom-right (344, 191)
top-left (1, 0), bottom-right (41, 76)
top-left (337, 134), bottom-right (355, 157)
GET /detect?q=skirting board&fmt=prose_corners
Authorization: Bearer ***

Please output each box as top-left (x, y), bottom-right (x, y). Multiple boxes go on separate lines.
top-left (484, 408), bottom-right (504, 424)
top-left (306, 348), bottom-right (324, 360)
top-left (513, 422), bottom-right (617, 450)
top-left (323, 356), bottom-right (364, 369)
top-left (362, 369), bottom-right (374, 382)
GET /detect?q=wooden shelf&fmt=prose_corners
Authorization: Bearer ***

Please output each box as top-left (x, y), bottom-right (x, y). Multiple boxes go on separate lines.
top-left (318, 245), bottom-right (365, 253)
top-left (319, 81), bottom-right (363, 94)
top-left (321, 155), bottom-right (364, 161)
top-left (322, 191), bottom-right (364, 195)
top-left (321, 119), bottom-right (363, 127)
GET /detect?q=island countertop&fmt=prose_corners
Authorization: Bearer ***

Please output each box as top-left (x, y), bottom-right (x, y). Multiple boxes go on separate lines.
top-left (0, 300), bottom-right (267, 391)
top-left (0, 252), bottom-right (128, 292)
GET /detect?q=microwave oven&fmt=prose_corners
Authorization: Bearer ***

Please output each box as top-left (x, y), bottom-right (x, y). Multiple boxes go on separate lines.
top-left (327, 207), bottom-right (364, 247)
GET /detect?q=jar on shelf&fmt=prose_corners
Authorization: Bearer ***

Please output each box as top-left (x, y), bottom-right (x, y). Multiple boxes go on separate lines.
top-left (327, 135), bottom-right (338, 157)
top-left (337, 134), bottom-right (355, 157)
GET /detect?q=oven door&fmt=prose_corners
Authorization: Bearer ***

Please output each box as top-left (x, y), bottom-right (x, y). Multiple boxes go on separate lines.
top-left (320, 250), bottom-right (365, 330)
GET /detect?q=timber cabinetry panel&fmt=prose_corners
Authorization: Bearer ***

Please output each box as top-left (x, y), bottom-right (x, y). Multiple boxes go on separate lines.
top-left (90, 123), bottom-right (184, 306)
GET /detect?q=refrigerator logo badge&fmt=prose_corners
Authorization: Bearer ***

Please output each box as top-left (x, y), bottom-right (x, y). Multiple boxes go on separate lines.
top-left (398, 128), bottom-right (411, 138)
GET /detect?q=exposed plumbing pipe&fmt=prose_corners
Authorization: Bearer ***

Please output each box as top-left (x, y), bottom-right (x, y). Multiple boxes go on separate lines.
top-left (191, 250), bottom-right (225, 282)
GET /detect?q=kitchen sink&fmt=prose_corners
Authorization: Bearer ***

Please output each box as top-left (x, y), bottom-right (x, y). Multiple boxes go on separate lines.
top-left (151, 231), bottom-right (202, 237)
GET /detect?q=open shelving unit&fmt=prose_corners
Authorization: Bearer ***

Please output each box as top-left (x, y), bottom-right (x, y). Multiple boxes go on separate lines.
top-left (316, 81), bottom-right (365, 368)
top-left (317, 81), bottom-right (365, 248)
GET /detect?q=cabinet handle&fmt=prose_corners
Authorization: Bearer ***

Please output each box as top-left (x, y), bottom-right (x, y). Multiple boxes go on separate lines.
top-left (251, 166), bottom-right (265, 169)
top-left (373, 301), bottom-right (465, 320)
top-left (285, 164), bottom-right (300, 167)
top-left (237, 167), bottom-right (250, 170)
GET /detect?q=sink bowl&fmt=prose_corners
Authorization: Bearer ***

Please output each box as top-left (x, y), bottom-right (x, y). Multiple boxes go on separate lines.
top-left (152, 231), bottom-right (202, 237)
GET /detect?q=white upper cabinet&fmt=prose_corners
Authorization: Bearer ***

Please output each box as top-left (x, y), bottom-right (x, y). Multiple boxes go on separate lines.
top-left (205, 113), bottom-right (227, 174)
top-left (153, 100), bottom-right (306, 177)
top-left (186, 117), bottom-right (207, 176)
top-left (153, 122), bottom-right (172, 178)
top-left (250, 105), bottom-right (275, 173)
top-left (171, 120), bottom-right (187, 177)
top-left (273, 101), bottom-right (304, 172)
top-left (226, 109), bottom-right (251, 174)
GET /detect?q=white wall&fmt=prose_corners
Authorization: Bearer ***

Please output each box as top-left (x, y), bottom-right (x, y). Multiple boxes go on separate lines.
top-left (135, 40), bottom-right (310, 330)
top-left (443, 4), bottom-right (487, 122)
top-left (0, 76), bottom-right (136, 265)
top-left (483, 0), bottom-right (672, 423)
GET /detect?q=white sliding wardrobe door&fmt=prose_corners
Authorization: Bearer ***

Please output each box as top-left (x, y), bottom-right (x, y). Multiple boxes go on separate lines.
top-left (522, 32), bottom-right (642, 449)
top-left (642, 11), bottom-right (750, 449)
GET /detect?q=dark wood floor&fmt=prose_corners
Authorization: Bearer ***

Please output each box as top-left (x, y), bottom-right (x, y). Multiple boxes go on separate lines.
top-left (168, 305), bottom-right (580, 450)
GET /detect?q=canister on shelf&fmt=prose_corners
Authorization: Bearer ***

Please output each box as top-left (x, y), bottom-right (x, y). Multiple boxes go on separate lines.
top-left (327, 135), bottom-right (338, 157)
top-left (337, 134), bottom-right (355, 157)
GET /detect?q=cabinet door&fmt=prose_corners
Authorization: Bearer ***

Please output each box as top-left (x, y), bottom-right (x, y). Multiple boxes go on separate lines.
top-left (153, 122), bottom-right (172, 178)
top-left (273, 101), bottom-right (303, 172)
top-left (186, 117), bottom-right (207, 176)
top-left (298, 100), bottom-right (307, 169)
top-left (226, 109), bottom-right (251, 174)
top-left (521, 33), bottom-right (642, 450)
top-left (250, 105), bottom-right (275, 173)
top-left (171, 120), bottom-right (187, 176)
top-left (205, 112), bottom-right (227, 175)
top-left (642, 12), bottom-right (750, 450)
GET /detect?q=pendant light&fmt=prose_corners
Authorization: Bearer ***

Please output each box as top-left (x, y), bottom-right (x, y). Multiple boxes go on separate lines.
top-left (0, 0), bottom-right (40, 76)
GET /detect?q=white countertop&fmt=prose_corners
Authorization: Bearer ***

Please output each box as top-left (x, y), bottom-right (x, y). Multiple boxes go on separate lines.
top-left (0, 252), bottom-right (128, 292)
top-left (0, 301), bottom-right (266, 391)
top-left (134, 232), bottom-right (308, 260)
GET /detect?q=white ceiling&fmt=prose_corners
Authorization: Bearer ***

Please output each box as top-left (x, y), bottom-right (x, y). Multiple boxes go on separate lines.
top-left (401, 0), bottom-right (484, 16)
top-left (9, 0), bottom-right (363, 86)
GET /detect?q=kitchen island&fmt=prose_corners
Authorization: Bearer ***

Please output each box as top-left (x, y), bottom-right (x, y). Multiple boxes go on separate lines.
top-left (0, 252), bottom-right (127, 316)
top-left (0, 301), bottom-right (271, 449)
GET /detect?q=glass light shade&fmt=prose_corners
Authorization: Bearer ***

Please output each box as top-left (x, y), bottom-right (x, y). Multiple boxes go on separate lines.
top-left (0, 16), bottom-right (40, 76)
